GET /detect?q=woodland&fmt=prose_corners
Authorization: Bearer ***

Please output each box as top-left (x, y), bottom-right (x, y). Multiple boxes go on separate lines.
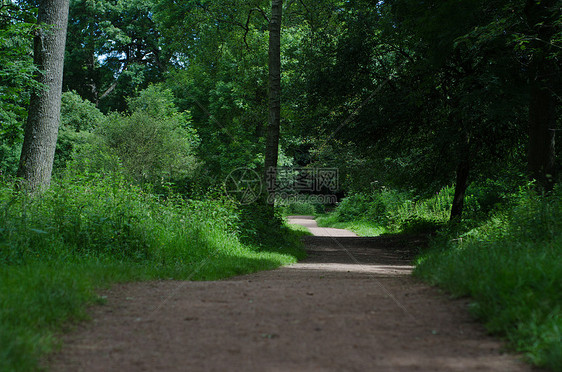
top-left (0, 0), bottom-right (561, 370)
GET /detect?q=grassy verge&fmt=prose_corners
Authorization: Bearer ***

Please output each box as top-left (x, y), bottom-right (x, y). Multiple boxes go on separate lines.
top-left (314, 187), bottom-right (453, 236)
top-left (316, 214), bottom-right (386, 236)
top-left (0, 171), bottom-right (305, 371)
top-left (414, 186), bottom-right (562, 371)
top-left (285, 222), bottom-right (313, 236)
top-left (312, 182), bottom-right (561, 370)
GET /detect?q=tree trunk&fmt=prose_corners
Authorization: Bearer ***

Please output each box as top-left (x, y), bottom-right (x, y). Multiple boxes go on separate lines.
top-left (525, 0), bottom-right (558, 191)
top-left (450, 132), bottom-right (471, 221)
top-left (450, 158), bottom-right (470, 221)
top-left (17, 0), bottom-right (70, 193)
top-left (263, 0), bottom-right (283, 208)
top-left (528, 82), bottom-right (556, 190)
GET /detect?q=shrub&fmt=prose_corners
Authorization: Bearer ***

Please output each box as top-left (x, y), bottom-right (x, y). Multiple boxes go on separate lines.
top-left (334, 193), bottom-right (372, 221)
top-left (60, 91), bottom-right (105, 132)
top-left (53, 92), bottom-right (106, 171)
top-left (71, 85), bottom-right (200, 189)
top-left (100, 110), bottom-right (198, 185)
top-left (327, 188), bottom-right (446, 232)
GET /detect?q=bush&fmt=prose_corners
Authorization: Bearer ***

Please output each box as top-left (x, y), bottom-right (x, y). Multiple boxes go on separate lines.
top-left (100, 110), bottom-right (198, 184)
top-left (0, 168), bottom-right (243, 265)
top-left (53, 92), bottom-right (106, 172)
top-left (325, 188), bottom-right (448, 233)
top-left (0, 141), bottom-right (21, 177)
top-left (334, 193), bottom-right (374, 221)
top-left (60, 91), bottom-right (105, 132)
top-left (71, 85), bottom-right (200, 189)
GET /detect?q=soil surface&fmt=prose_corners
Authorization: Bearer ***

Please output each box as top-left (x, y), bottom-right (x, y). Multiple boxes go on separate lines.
top-left (48, 216), bottom-right (541, 372)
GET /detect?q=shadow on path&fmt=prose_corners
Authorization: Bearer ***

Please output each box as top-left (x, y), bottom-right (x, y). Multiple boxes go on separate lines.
top-left (286, 215), bottom-right (425, 275)
top-left (48, 216), bottom-right (541, 372)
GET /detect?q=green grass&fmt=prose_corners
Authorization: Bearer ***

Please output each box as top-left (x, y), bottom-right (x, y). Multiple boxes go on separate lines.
top-left (316, 214), bottom-right (386, 236)
top-left (414, 186), bottom-right (562, 371)
top-left (315, 187), bottom-right (452, 236)
top-left (285, 221), bottom-right (313, 236)
top-left (318, 183), bottom-right (562, 370)
top-left (0, 171), bottom-right (306, 372)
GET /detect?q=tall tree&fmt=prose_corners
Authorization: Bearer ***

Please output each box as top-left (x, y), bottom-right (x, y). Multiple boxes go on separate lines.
top-left (17, 0), bottom-right (70, 192)
top-left (64, 0), bottom-right (166, 112)
top-left (524, 0), bottom-right (560, 190)
top-left (299, 0), bottom-right (532, 219)
top-left (264, 0), bottom-right (283, 206)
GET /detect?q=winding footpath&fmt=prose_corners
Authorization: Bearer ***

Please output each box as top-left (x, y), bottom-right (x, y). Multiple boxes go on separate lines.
top-left (48, 216), bottom-right (541, 371)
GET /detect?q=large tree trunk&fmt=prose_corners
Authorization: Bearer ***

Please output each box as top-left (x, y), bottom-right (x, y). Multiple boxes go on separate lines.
top-left (17, 0), bottom-right (70, 193)
top-left (528, 82), bottom-right (556, 190)
top-left (525, 0), bottom-right (558, 190)
top-left (263, 0), bottom-right (283, 208)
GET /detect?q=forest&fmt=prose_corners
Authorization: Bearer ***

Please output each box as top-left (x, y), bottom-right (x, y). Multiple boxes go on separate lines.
top-left (0, 0), bottom-right (561, 370)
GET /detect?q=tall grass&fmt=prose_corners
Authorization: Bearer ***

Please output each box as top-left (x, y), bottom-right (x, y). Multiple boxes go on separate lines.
top-left (415, 186), bottom-right (562, 371)
top-left (0, 169), bottom-right (306, 371)
top-left (314, 181), bottom-right (562, 370)
top-left (317, 187), bottom-right (454, 235)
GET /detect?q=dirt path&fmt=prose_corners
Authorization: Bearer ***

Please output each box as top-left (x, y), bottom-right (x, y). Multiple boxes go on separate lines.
top-left (48, 216), bottom-right (540, 371)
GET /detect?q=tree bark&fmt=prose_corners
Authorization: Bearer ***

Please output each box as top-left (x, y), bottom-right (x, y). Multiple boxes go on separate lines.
top-left (525, 0), bottom-right (558, 190)
top-left (17, 0), bottom-right (70, 193)
top-left (450, 131), bottom-right (471, 221)
top-left (450, 158), bottom-right (470, 221)
top-left (528, 82), bottom-right (556, 190)
top-left (264, 0), bottom-right (283, 208)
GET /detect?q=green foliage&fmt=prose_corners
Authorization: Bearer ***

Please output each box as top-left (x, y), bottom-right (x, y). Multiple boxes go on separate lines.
top-left (319, 180), bottom-right (517, 236)
top-left (160, 31), bottom-right (270, 182)
top-left (0, 141), bottom-right (21, 177)
top-left (60, 91), bottom-right (105, 132)
top-left (415, 186), bottom-right (562, 371)
top-left (322, 188), bottom-right (450, 234)
top-left (65, 0), bottom-right (165, 111)
top-left (54, 92), bottom-right (106, 171)
top-left (235, 203), bottom-right (306, 260)
top-left (278, 202), bottom-right (317, 216)
top-left (0, 4), bottom-right (41, 176)
top-left (0, 17), bottom-right (37, 138)
top-left (71, 85), bottom-right (200, 189)
top-left (0, 168), bottom-right (306, 371)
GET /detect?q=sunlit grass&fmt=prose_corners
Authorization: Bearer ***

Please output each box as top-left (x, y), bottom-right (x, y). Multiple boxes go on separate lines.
top-left (316, 215), bottom-right (386, 237)
top-left (0, 172), bottom-right (305, 371)
top-left (285, 221), bottom-right (313, 236)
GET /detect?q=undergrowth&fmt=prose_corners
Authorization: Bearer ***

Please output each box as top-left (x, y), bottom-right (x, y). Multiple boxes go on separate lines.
top-left (315, 181), bottom-right (561, 370)
top-left (415, 185), bottom-right (562, 371)
top-left (316, 187), bottom-right (456, 236)
top-left (0, 169), bottom-right (305, 371)
top-left (315, 215), bottom-right (386, 236)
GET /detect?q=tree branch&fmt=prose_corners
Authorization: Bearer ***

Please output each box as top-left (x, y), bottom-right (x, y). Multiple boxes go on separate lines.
top-left (243, 7), bottom-right (269, 48)
top-left (99, 62), bottom-right (128, 101)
